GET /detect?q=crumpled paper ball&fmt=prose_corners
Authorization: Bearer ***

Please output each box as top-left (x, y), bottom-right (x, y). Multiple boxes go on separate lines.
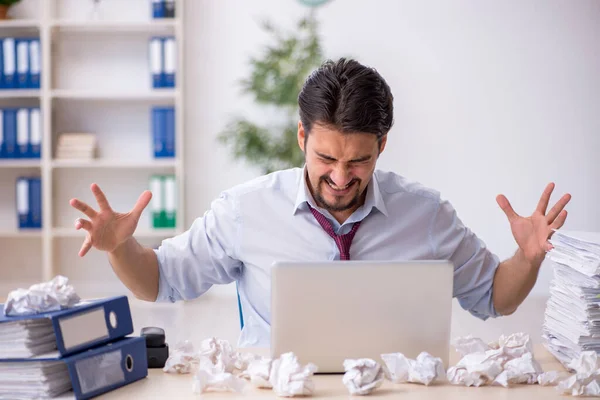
top-left (342, 358), bottom-right (385, 395)
top-left (269, 352), bottom-right (318, 397)
top-left (4, 275), bottom-right (80, 316)
top-left (381, 351), bottom-right (445, 386)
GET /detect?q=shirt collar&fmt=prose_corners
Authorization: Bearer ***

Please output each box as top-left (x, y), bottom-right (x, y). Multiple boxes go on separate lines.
top-left (292, 166), bottom-right (388, 218)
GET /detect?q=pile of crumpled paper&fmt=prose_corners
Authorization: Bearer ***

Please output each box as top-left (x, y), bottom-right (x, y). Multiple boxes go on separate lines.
top-left (163, 337), bottom-right (317, 397)
top-left (163, 332), bottom-right (597, 397)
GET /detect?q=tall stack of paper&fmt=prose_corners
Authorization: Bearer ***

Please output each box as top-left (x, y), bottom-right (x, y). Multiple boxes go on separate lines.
top-left (55, 133), bottom-right (97, 160)
top-left (542, 230), bottom-right (600, 368)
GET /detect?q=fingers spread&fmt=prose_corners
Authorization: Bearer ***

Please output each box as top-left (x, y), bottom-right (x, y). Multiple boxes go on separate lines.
top-left (535, 182), bottom-right (555, 215)
top-left (74, 218), bottom-right (93, 232)
top-left (550, 210), bottom-right (568, 230)
top-left (131, 190), bottom-right (153, 220)
top-left (91, 183), bottom-right (112, 211)
top-left (70, 198), bottom-right (97, 219)
top-left (496, 194), bottom-right (519, 222)
top-left (547, 193), bottom-right (572, 222)
top-left (79, 236), bottom-right (92, 257)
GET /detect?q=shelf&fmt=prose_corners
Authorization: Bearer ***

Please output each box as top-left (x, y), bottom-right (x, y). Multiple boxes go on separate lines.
top-left (51, 90), bottom-right (177, 101)
top-left (0, 230), bottom-right (43, 238)
top-left (52, 228), bottom-right (179, 238)
top-left (51, 19), bottom-right (177, 33)
top-left (0, 19), bottom-right (40, 29)
top-left (0, 159), bottom-right (41, 168)
top-left (0, 90), bottom-right (41, 98)
top-left (51, 159), bottom-right (178, 169)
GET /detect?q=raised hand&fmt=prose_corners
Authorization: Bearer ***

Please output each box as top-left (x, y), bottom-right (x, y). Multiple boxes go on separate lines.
top-left (496, 182), bottom-right (571, 266)
top-left (69, 183), bottom-right (152, 257)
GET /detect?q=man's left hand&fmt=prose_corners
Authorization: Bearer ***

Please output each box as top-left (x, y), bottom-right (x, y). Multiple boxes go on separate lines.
top-left (496, 182), bottom-right (571, 267)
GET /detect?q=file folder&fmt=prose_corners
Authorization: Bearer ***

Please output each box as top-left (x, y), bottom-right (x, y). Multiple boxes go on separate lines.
top-left (164, 175), bottom-right (176, 228)
top-left (165, 106), bottom-right (175, 157)
top-left (165, 0), bottom-right (176, 18)
top-left (3, 38), bottom-right (16, 89)
top-left (0, 109), bottom-right (4, 158)
top-left (16, 38), bottom-right (29, 89)
top-left (3, 108), bottom-right (17, 158)
top-left (0, 336), bottom-right (148, 400)
top-left (16, 107), bottom-right (28, 157)
top-left (149, 37), bottom-right (163, 89)
top-left (149, 175), bottom-right (164, 228)
top-left (0, 39), bottom-right (4, 89)
top-left (163, 37), bottom-right (176, 88)
top-left (28, 38), bottom-right (41, 89)
top-left (151, 106), bottom-right (165, 158)
top-left (151, 0), bottom-right (165, 18)
top-left (28, 177), bottom-right (41, 228)
top-left (29, 107), bottom-right (41, 158)
top-left (0, 295), bottom-right (134, 359)
top-left (16, 177), bottom-right (29, 229)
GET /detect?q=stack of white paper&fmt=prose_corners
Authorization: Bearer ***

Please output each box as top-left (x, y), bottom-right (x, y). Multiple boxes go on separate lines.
top-left (55, 133), bottom-right (97, 160)
top-left (543, 230), bottom-right (600, 368)
top-left (0, 319), bottom-right (57, 358)
top-left (0, 360), bottom-right (71, 399)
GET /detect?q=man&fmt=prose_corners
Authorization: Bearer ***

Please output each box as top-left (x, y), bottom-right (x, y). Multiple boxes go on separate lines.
top-left (70, 58), bottom-right (571, 347)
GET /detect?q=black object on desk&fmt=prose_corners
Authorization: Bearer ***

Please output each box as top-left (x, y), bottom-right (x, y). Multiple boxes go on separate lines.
top-left (141, 326), bottom-right (169, 368)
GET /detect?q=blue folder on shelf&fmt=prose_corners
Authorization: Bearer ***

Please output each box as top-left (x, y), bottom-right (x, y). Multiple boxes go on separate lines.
top-left (0, 295), bottom-right (134, 359)
top-left (0, 336), bottom-right (148, 400)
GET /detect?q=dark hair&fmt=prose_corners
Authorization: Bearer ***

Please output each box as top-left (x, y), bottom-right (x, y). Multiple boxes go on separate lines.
top-left (298, 58), bottom-right (394, 141)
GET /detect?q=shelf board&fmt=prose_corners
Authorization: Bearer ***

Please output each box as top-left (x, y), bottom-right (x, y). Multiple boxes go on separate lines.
top-left (0, 90), bottom-right (41, 98)
top-left (0, 19), bottom-right (40, 29)
top-left (0, 159), bottom-right (41, 168)
top-left (52, 228), bottom-right (178, 238)
top-left (51, 90), bottom-right (177, 101)
top-left (0, 229), bottom-right (42, 238)
top-left (51, 19), bottom-right (177, 33)
top-left (51, 159), bottom-right (178, 169)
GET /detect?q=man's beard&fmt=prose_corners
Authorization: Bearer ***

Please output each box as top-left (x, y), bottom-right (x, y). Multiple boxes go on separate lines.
top-left (313, 175), bottom-right (362, 212)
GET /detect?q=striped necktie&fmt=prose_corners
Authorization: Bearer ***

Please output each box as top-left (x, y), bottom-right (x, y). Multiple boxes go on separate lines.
top-left (309, 206), bottom-right (361, 260)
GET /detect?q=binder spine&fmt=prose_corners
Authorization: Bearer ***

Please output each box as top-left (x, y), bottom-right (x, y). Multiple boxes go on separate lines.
top-left (150, 175), bottom-right (163, 228)
top-left (163, 37), bottom-right (176, 88)
top-left (53, 296), bottom-right (134, 357)
top-left (149, 37), bottom-right (163, 89)
top-left (3, 38), bottom-right (16, 89)
top-left (151, 0), bottom-right (165, 19)
top-left (164, 175), bottom-right (176, 228)
top-left (16, 177), bottom-right (29, 228)
top-left (67, 337), bottom-right (148, 400)
top-left (16, 107), bottom-right (29, 158)
top-left (28, 38), bottom-right (41, 89)
top-left (29, 107), bottom-right (41, 158)
top-left (28, 177), bottom-right (41, 228)
top-left (16, 38), bottom-right (29, 89)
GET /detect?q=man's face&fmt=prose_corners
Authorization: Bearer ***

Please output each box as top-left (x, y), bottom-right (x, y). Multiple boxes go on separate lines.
top-left (298, 122), bottom-right (386, 216)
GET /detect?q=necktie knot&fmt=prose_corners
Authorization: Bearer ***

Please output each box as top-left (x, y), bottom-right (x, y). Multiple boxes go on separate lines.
top-left (309, 206), bottom-right (361, 260)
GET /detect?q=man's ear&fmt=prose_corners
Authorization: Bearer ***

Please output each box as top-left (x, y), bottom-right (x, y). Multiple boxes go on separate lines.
top-left (378, 135), bottom-right (388, 156)
top-left (297, 121), bottom-right (306, 152)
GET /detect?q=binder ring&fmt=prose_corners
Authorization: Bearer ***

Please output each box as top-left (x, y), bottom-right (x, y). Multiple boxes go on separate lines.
top-left (109, 311), bottom-right (118, 329)
top-left (125, 354), bottom-right (134, 372)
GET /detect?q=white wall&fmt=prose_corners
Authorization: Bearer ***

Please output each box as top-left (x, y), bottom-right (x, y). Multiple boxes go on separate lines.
top-left (184, 0), bottom-right (600, 296)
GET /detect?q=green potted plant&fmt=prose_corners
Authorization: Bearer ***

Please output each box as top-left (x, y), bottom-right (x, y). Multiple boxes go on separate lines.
top-left (0, 0), bottom-right (21, 20)
top-left (218, 13), bottom-right (324, 174)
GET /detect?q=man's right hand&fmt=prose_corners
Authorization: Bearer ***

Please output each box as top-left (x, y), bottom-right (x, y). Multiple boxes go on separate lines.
top-left (69, 183), bottom-right (152, 257)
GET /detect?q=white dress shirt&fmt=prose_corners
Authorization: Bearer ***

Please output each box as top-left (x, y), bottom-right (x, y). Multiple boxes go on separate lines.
top-left (154, 167), bottom-right (500, 347)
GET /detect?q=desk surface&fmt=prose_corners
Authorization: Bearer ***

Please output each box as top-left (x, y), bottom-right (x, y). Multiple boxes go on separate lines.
top-left (99, 344), bottom-right (569, 399)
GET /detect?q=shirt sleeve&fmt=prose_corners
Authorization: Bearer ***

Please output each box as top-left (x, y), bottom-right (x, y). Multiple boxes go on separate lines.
top-left (430, 199), bottom-right (501, 320)
top-left (154, 191), bottom-right (243, 303)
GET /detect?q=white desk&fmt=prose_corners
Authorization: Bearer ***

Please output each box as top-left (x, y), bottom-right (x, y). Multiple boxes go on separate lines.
top-left (99, 344), bottom-right (568, 399)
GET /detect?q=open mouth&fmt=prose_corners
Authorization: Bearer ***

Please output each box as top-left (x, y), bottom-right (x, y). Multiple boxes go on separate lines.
top-left (324, 180), bottom-right (356, 195)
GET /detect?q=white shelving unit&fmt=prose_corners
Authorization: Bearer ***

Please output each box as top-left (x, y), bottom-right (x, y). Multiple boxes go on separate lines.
top-left (0, 0), bottom-right (185, 296)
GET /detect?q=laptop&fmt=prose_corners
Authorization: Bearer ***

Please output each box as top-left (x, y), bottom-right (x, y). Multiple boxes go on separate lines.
top-left (270, 260), bottom-right (454, 373)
